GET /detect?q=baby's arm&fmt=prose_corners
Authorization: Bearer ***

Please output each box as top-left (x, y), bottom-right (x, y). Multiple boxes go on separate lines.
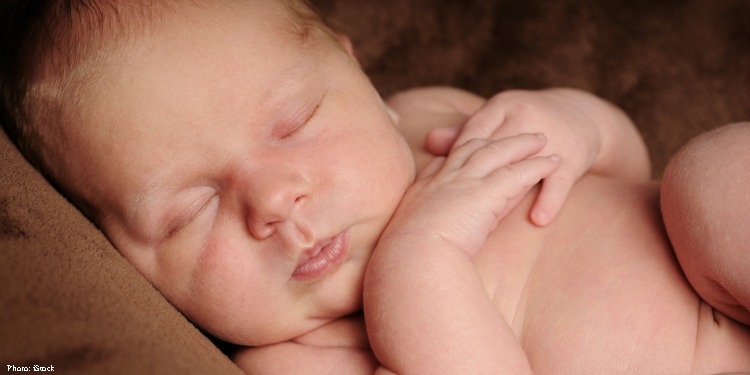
top-left (365, 134), bottom-right (560, 374)
top-left (233, 315), bottom-right (379, 374)
top-left (235, 342), bottom-right (377, 374)
top-left (425, 88), bottom-right (651, 225)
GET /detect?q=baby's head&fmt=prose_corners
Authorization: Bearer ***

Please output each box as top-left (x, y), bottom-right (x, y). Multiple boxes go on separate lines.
top-left (1, 0), bottom-right (415, 346)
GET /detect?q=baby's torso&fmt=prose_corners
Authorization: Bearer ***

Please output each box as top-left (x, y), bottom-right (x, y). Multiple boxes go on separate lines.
top-left (385, 87), bottom-right (750, 373)
top-left (477, 175), bottom-right (750, 373)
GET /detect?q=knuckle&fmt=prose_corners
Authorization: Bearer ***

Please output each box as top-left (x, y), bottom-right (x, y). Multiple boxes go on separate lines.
top-left (504, 164), bottom-right (528, 184)
top-left (468, 140), bottom-right (505, 164)
top-left (546, 174), bottom-right (571, 189)
top-left (461, 121), bottom-right (494, 139)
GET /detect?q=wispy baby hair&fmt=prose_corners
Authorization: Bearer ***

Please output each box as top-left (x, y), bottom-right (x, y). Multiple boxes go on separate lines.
top-left (0, 0), bottom-right (331, 179)
top-left (0, 0), bottom-right (181, 178)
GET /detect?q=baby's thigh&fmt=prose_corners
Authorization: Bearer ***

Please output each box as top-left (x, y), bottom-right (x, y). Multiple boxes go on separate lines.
top-left (661, 122), bottom-right (750, 325)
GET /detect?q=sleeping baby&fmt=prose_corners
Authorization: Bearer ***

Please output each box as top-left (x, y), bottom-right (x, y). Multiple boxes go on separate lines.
top-left (1, 0), bottom-right (749, 373)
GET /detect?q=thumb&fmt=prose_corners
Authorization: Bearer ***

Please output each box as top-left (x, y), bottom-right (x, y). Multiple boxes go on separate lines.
top-left (425, 125), bottom-right (462, 156)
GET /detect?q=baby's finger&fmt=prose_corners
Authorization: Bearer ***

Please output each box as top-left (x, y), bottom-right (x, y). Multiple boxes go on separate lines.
top-left (425, 125), bottom-right (462, 156)
top-left (492, 184), bottom-right (536, 224)
top-left (452, 102), bottom-right (507, 150)
top-left (529, 173), bottom-right (575, 226)
top-left (459, 133), bottom-right (547, 173)
top-left (485, 154), bottom-right (561, 205)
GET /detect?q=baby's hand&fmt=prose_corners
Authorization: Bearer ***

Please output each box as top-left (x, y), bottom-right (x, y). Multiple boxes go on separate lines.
top-left (425, 89), bottom-right (604, 226)
top-left (387, 133), bottom-right (559, 258)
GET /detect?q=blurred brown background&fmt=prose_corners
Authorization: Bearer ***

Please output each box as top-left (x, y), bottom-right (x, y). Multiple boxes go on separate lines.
top-left (313, 0), bottom-right (750, 177)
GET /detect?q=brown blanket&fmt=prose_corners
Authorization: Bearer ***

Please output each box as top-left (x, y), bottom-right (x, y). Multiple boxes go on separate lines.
top-left (1, 0), bottom-right (748, 373)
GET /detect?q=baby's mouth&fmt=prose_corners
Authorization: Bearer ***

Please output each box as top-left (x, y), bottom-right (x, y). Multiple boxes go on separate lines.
top-left (292, 231), bottom-right (350, 282)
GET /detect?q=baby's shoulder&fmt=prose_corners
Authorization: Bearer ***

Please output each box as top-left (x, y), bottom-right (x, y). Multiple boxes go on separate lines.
top-left (385, 86), bottom-right (485, 117)
top-left (384, 87), bottom-right (486, 153)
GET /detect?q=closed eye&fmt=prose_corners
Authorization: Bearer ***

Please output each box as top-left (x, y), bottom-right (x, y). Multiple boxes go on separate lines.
top-left (281, 103), bottom-right (320, 139)
top-left (164, 193), bottom-right (218, 240)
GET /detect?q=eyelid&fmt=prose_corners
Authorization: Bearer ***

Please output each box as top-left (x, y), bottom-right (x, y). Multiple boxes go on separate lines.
top-left (164, 192), bottom-right (218, 239)
top-left (281, 103), bottom-right (320, 139)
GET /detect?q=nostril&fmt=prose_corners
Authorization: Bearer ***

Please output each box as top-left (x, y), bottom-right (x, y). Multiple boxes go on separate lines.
top-left (246, 193), bottom-right (305, 240)
top-left (248, 218), bottom-right (275, 240)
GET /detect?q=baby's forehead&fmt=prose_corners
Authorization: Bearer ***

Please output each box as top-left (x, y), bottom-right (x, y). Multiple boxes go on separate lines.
top-left (54, 0), bottom-right (306, 69)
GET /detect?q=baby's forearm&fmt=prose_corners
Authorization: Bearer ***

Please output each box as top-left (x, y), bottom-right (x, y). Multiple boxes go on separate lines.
top-left (233, 316), bottom-right (377, 374)
top-left (364, 234), bottom-right (532, 374)
top-left (234, 342), bottom-right (377, 374)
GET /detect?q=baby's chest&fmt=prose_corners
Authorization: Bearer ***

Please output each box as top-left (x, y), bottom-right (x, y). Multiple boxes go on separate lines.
top-left (515, 239), bottom-right (699, 372)
top-left (476, 178), bottom-right (702, 372)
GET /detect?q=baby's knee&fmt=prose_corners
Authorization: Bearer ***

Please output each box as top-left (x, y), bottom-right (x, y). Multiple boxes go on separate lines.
top-left (661, 122), bottom-right (750, 243)
top-left (661, 122), bottom-right (750, 240)
top-left (661, 122), bottom-right (750, 323)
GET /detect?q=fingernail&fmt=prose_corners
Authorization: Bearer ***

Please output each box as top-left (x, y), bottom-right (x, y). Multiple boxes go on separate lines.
top-left (532, 210), bottom-right (549, 226)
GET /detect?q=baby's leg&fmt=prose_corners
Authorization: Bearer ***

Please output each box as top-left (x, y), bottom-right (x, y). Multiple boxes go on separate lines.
top-left (661, 122), bottom-right (750, 325)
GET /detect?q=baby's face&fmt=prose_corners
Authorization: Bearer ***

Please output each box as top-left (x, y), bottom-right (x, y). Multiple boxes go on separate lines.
top-left (64, 2), bottom-right (414, 346)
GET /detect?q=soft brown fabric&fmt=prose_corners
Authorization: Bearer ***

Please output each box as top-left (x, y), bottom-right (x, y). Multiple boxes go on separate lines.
top-left (1, 0), bottom-right (748, 373)
top-left (0, 129), bottom-right (243, 373)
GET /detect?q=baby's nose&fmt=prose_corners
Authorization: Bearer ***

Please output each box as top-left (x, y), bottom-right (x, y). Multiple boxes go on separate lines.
top-left (246, 189), bottom-right (305, 240)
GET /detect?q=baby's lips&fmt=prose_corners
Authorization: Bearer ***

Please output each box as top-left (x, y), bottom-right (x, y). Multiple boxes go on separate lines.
top-left (292, 231), bottom-right (350, 281)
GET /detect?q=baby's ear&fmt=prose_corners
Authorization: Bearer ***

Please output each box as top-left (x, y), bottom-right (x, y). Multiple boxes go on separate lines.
top-left (335, 33), bottom-right (355, 58)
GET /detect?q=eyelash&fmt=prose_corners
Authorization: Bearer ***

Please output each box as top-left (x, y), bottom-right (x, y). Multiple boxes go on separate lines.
top-left (164, 195), bottom-right (217, 239)
top-left (281, 103), bottom-right (320, 139)
top-left (165, 220), bottom-right (189, 239)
